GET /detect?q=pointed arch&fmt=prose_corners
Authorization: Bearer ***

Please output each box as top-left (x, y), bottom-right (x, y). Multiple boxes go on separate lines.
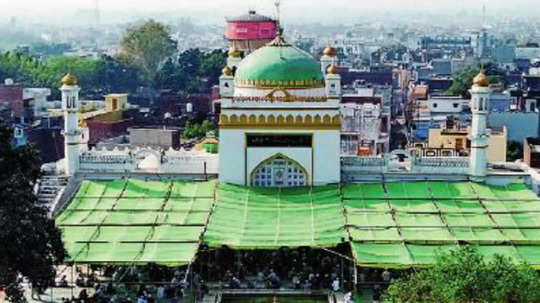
top-left (239, 114), bottom-right (248, 124)
top-left (323, 114), bottom-right (331, 124)
top-left (314, 114), bottom-right (322, 124)
top-left (250, 153), bottom-right (309, 187)
top-left (286, 115), bottom-right (294, 124)
top-left (248, 114), bottom-right (257, 124)
top-left (219, 114), bottom-right (229, 124)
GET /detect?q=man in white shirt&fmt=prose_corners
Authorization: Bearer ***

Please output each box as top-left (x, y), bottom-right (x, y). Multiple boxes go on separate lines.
top-left (332, 278), bottom-right (340, 292)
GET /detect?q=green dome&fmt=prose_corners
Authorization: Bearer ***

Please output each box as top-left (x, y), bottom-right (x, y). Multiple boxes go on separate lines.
top-left (235, 44), bottom-right (324, 89)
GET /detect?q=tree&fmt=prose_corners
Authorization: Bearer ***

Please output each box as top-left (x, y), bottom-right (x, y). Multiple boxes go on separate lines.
top-left (445, 67), bottom-right (479, 98)
top-left (446, 63), bottom-right (505, 98)
top-left (120, 19), bottom-right (177, 85)
top-left (384, 246), bottom-right (540, 303)
top-left (154, 49), bottom-right (226, 93)
top-left (183, 120), bottom-right (217, 139)
top-left (0, 122), bottom-right (65, 302)
top-left (0, 51), bottom-right (144, 100)
top-left (507, 141), bottom-right (523, 162)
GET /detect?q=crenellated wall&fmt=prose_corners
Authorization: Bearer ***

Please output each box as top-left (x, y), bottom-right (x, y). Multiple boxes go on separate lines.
top-left (78, 147), bottom-right (218, 174)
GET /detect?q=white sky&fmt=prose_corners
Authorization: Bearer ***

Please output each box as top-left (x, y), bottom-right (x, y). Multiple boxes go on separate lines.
top-left (1, 0), bottom-right (538, 22)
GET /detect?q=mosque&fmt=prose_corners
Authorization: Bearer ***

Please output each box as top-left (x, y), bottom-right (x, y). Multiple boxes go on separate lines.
top-left (49, 8), bottom-right (540, 272)
top-left (57, 26), bottom-right (496, 187)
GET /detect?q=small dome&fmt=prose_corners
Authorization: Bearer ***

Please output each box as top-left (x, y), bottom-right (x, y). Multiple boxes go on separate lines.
top-left (61, 73), bottom-right (77, 86)
top-left (323, 46), bottom-right (337, 57)
top-left (228, 46), bottom-right (242, 58)
top-left (473, 71), bottom-right (489, 87)
top-left (222, 65), bottom-right (233, 76)
top-left (327, 64), bottom-right (339, 74)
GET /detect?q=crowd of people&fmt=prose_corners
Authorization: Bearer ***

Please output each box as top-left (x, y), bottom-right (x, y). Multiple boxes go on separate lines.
top-left (47, 247), bottom-right (400, 303)
top-left (197, 247), bottom-right (352, 291)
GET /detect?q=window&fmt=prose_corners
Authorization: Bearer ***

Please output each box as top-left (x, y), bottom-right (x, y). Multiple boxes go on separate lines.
top-left (453, 103), bottom-right (459, 108)
top-left (251, 155), bottom-right (307, 187)
top-left (432, 103), bottom-right (438, 108)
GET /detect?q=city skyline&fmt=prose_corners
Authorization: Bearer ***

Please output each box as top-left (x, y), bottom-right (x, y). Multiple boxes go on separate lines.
top-left (3, 0), bottom-right (540, 24)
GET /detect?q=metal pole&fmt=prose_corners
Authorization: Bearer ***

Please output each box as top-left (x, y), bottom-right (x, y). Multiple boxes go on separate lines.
top-left (71, 264), bottom-right (74, 299)
top-left (353, 265), bottom-right (358, 294)
top-left (341, 257), bottom-right (344, 290)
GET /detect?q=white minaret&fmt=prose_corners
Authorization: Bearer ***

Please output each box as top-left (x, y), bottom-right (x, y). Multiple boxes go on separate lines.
top-left (61, 73), bottom-right (81, 176)
top-left (219, 66), bottom-right (234, 99)
top-left (321, 46), bottom-right (338, 74)
top-left (469, 71), bottom-right (491, 180)
top-left (325, 64), bottom-right (341, 100)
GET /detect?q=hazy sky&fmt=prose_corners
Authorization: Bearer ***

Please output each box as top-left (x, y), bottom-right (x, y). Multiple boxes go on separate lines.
top-left (2, 0), bottom-right (539, 23)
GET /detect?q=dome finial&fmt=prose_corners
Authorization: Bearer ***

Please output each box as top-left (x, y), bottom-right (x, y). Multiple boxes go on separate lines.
top-left (327, 64), bottom-right (339, 75)
top-left (267, 0), bottom-right (289, 46)
top-left (228, 46), bottom-right (242, 58)
top-left (323, 46), bottom-right (337, 57)
top-left (222, 65), bottom-right (233, 76)
top-left (61, 72), bottom-right (77, 86)
top-left (274, 0), bottom-right (281, 36)
top-left (473, 68), bottom-right (489, 87)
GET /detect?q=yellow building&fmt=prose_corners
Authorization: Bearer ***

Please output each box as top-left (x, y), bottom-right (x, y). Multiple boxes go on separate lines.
top-left (105, 93), bottom-right (128, 112)
top-left (428, 126), bottom-right (507, 162)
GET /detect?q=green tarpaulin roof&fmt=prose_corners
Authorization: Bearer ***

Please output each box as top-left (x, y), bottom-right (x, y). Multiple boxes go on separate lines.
top-left (345, 182), bottom-right (540, 268)
top-left (56, 180), bottom-right (540, 268)
top-left (57, 179), bottom-right (216, 266)
top-left (204, 184), bottom-right (346, 249)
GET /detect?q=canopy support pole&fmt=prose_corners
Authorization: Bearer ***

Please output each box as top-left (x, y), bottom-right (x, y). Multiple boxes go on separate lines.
top-left (340, 257), bottom-right (344, 289)
top-left (353, 265), bottom-right (358, 294)
top-left (71, 264), bottom-right (75, 299)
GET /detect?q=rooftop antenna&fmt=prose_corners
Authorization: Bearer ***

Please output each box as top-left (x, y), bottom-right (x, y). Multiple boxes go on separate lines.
top-left (248, 0), bottom-right (256, 14)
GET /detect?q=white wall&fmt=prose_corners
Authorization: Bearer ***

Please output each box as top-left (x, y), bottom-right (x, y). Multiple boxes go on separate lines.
top-left (219, 128), bottom-right (341, 186)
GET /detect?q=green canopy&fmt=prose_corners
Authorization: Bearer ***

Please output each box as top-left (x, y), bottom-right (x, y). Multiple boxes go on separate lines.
top-left (345, 182), bottom-right (540, 268)
top-left (57, 180), bottom-right (540, 268)
top-left (204, 183), bottom-right (346, 249)
top-left (57, 179), bottom-right (217, 266)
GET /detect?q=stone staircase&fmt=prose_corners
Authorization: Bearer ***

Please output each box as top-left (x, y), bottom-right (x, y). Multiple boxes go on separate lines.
top-left (36, 175), bottom-right (69, 206)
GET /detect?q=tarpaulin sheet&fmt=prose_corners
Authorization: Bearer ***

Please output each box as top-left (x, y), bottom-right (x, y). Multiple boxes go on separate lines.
top-left (347, 181), bottom-right (540, 267)
top-left (204, 183), bottom-right (346, 249)
top-left (351, 242), bottom-right (540, 268)
top-left (59, 180), bottom-right (540, 267)
top-left (57, 179), bottom-right (217, 266)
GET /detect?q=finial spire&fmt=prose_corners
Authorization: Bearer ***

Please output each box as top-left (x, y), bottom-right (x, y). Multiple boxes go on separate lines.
top-left (274, 0), bottom-right (282, 37)
top-left (267, 0), bottom-right (289, 47)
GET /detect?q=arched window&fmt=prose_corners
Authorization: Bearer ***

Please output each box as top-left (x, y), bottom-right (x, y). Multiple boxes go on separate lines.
top-left (251, 154), bottom-right (308, 187)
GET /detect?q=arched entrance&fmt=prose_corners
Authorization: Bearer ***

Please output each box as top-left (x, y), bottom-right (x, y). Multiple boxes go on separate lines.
top-left (250, 154), bottom-right (308, 187)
